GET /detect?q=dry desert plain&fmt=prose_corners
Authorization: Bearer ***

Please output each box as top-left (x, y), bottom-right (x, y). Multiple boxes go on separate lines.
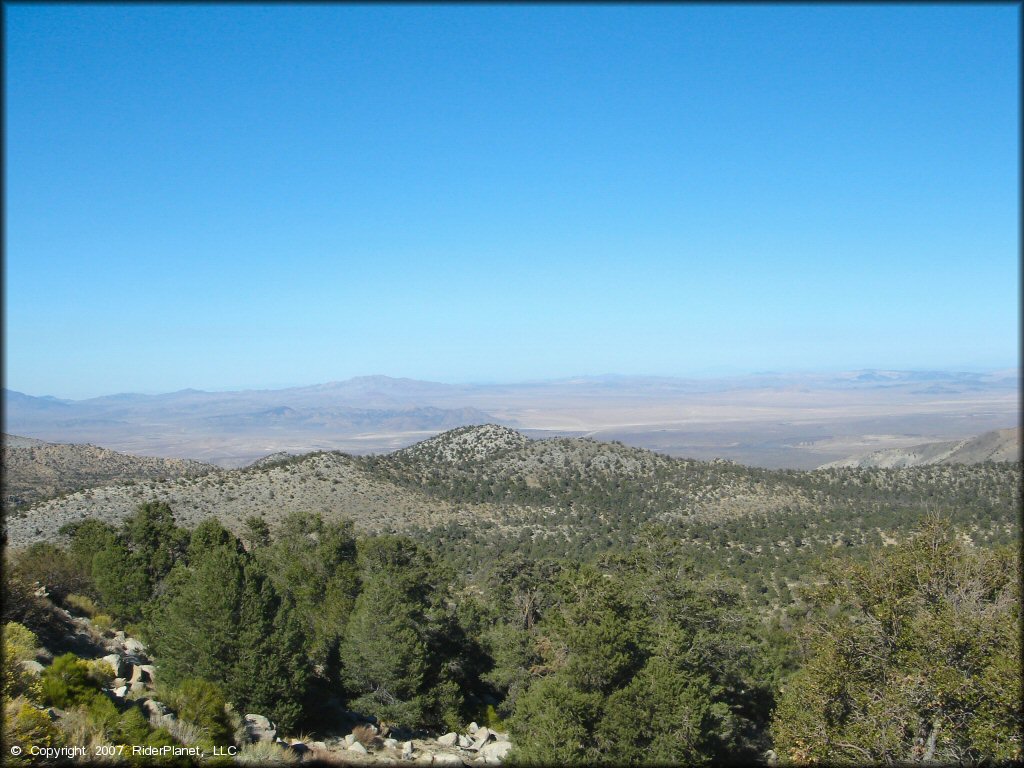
top-left (4, 372), bottom-right (1018, 468)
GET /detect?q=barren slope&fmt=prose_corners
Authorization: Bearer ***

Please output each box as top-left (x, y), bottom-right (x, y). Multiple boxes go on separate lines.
top-left (2, 434), bottom-right (217, 510)
top-left (820, 427), bottom-right (1020, 468)
top-left (3, 449), bottom-right (492, 547)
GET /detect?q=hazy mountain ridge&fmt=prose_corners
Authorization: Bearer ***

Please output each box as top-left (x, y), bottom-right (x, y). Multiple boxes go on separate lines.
top-left (820, 427), bottom-right (1020, 469)
top-left (4, 370), bottom-right (1018, 468)
top-left (4, 386), bottom-right (499, 429)
top-left (6, 369), bottom-right (1016, 417)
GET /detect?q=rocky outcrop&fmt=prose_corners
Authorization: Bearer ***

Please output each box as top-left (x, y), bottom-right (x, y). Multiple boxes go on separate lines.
top-left (324, 721), bottom-right (514, 765)
top-left (243, 714), bottom-right (277, 743)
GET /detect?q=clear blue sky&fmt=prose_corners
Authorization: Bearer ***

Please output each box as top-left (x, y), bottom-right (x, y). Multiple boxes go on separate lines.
top-left (5, 4), bottom-right (1019, 398)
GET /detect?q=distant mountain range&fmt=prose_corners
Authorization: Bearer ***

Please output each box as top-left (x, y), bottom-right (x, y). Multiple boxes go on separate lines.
top-left (819, 427), bottom-right (1021, 469)
top-left (3, 369), bottom-right (1018, 468)
top-left (9, 369), bottom-right (1019, 408)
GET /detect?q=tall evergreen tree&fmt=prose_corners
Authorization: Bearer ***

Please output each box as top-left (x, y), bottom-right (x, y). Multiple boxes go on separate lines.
top-left (91, 541), bottom-right (150, 622)
top-left (123, 502), bottom-right (189, 586)
top-left (230, 560), bottom-right (309, 730)
top-left (338, 536), bottom-right (457, 726)
top-left (340, 564), bottom-right (428, 725)
top-left (259, 512), bottom-right (358, 675)
top-left (146, 542), bottom-right (245, 688)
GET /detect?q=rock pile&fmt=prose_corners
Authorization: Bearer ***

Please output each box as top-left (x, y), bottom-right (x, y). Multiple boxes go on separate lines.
top-left (327, 721), bottom-right (513, 765)
top-left (97, 633), bottom-right (157, 699)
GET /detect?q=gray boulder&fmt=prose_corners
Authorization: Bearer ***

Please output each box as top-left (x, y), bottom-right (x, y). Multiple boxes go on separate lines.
top-left (433, 754), bottom-right (464, 766)
top-left (129, 664), bottom-right (155, 685)
top-left (469, 727), bottom-right (496, 751)
top-left (140, 699), bottom-right (176, 730)
top-left (19, 659), bottom-right (44, 675)
top-left (481, 741), bottom-right (512, 763)
top-left (243, 714), bottom-right (276, 743)
top-left (100, 654), bottom-right (126, 677)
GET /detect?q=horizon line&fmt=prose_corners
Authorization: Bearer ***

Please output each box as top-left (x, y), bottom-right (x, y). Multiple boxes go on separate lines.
top-left (4, 364), bottom-right (1021, 402)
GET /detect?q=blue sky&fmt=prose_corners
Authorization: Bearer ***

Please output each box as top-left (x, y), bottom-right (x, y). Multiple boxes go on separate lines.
top-left (4, 4), bottom-right (1019, 398)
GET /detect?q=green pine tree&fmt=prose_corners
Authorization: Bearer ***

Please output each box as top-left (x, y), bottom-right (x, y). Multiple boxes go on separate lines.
top-left (146, 543), bottom-right (245, 688)
top-left (230, 560), bottom-right (309, 730)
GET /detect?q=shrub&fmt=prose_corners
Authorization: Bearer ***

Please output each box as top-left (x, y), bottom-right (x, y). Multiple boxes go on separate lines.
top-left (124, 726), bottom-right (191, 767)
top-left (86, 659), bottom-right (116, 689)
top-left (770, 522), bottom-right (1022, 764)
top-left (351, 723), bottom-right (379, 746)
top-left (115, 707), bottom-right (152, 744)
top-left (54, 704), bottom-right (110, 756)
top-left (10, 543), bottom-right (90, 601)
top-left (233, 740), bottom-right (298, 765)
top-left (167, 717), bottom-right (204, 747)
top-left (3, 624), bottom-right (42, 703)
top-left (159, 678), bottom-right (232, 747)
top-left (4, 622), bottom-right (39, 658)
top-left (2, 565), bottom-right (60, 637)
top-left (40, 654), bottom-right (98, 709)
top-left (82, 692), bottom-right (121, 736)
top-left (65, 594), bottom-right (99, 618)
top-left (2, 697), bottom-right (65, 758)
top-left (483, 703), bottom-right (506, 730)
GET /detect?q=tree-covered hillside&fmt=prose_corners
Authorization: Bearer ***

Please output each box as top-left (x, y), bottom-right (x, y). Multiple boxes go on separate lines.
top-left (3, 426), bottom-right (1020, 764)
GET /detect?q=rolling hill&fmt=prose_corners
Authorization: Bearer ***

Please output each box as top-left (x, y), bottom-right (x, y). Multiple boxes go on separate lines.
top-left (2, 434), bottom-right (218, 511)
top-left (6, 425), bottom-right (1019, 589)
top-left (819, 427), bottom-right (1020, 468)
